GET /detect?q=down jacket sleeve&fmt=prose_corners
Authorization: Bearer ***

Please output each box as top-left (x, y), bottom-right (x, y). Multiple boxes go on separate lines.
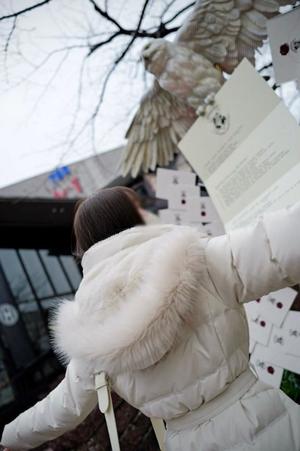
top-left (204, 202), bottom-right (300, 305)
top-left (1, 360), bottom-right (98, 450)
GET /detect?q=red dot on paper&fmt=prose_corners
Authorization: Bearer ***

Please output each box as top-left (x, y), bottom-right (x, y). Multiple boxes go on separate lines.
top-left (201, 211), bottom-right (206, 216)
top-left (181, 199), bottom-right (186, 205)
top-left (276, 302), bottom-right (283, 309)
top-left (267, 366), bottom-right (274, 374)
top-left (260, 320), bottom-right (266, 327)
top-left (280, 43), bottom-right (289, 55)
top-left (256, 299), bottom-right (261, 303)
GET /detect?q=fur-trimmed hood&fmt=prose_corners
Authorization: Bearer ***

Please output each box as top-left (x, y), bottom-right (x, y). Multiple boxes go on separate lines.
top-left (52, 224), bottom-right (207, 372)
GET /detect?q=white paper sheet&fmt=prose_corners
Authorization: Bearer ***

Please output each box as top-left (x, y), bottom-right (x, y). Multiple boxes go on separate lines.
top-left (269, 325), bottom-right (289, 353)
top-left (158, 209), bottom-right (190, 225)
top-left (267, 7), bottom-right (300, 83)
top-left (192, 197), bottom-right (221, 222)
top-left (156, 168), bottom-right (196, 199)
top-left (253, 342), bottom-right (300, 375)
top-left (179, 59), bottom-right (300, 231)
top-left (281, 311), bottom-right (300, 357)
top-left (200, 221), bottom-right (225, 237)
top-left (246, 309), bottom-right (273, 346)
top-left (258, 288), bottom-right (296, 327)
top-left (167, 185), bottom-right (200, 210)
top-left (250, 344), bottom-right (284, 387)
top-left (268, 322), bottom-right (300, 358)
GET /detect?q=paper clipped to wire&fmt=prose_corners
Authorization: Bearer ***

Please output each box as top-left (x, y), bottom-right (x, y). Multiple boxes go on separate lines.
top-left (179, 59), bottom-right (300, 231)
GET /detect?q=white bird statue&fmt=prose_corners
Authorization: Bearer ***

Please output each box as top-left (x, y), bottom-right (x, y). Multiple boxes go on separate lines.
top-left (123, 0), bottom-right (292, 177)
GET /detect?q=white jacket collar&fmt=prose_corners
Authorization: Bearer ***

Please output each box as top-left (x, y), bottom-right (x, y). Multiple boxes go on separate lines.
top-left (52, 224), bottom-right (207, 373)
top-left (81, 224), bottom-right (177, 275)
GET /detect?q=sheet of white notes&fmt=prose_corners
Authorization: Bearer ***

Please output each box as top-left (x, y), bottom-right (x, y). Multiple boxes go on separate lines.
top-left (179, 58), bottom-right (300, 232)
top-left (179, 58), bottom-right (300, 389)
top-left (156, 167), bottom-right (225, 236)
top-left (245, 288), bottom-right (299, 387)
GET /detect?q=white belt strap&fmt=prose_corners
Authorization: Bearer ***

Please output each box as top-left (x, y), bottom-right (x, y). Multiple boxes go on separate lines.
top-left (151, 417), bottom-right (166, 451)
top-left (95, 372), bottom-right (120, 451)
top-left (95, 372), bottom-right (166, 451)
top-left (166, 369), bottom-right (257, 431)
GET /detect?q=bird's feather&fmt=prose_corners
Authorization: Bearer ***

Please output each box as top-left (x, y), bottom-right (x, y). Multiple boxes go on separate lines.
top-left (123, 0), bottom-right (294, 176)
top-left (122, 81), bottom-right (195, 177)
top-left (176, 0), bottom-right (294, 73)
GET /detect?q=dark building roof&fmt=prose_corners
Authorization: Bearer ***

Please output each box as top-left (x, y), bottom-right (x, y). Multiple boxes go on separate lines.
top-left (0, 174), bottom-right (158, 253)
top-left (0, 197), bottom-right (78, 253)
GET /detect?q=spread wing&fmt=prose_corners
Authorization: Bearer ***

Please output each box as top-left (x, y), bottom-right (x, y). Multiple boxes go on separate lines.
top-left (175, 0), bottom-right (292, 73)
top-left (122, 81), bottom-right (195, 177)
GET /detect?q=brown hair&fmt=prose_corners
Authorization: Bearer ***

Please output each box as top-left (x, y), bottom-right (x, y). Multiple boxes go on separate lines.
top-left (73, 187), bottom-right (145, 259)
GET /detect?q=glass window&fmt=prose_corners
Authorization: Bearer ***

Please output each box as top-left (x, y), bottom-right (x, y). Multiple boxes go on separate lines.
top-left (60, 256), bottom-right (82, 290)
top-left (19, 250), bottom-right (54, 299)
top-left (0, 249), bottom-right (34, 305)
top-left (22, 310), bottom-right (50, 353)
top-left (39, 250), bottom-right (71, 295)
top-left (0, 348), bottom-right (15, 407)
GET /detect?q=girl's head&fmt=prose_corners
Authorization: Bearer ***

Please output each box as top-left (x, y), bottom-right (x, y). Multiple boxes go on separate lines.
top-left (73, 187), bottom-right (145, 259)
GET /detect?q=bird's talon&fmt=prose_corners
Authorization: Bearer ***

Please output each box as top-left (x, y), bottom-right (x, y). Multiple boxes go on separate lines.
top-left (196, 105), bottom-right (205, 116)
top-left (204, 93), bottom-right (215, 105)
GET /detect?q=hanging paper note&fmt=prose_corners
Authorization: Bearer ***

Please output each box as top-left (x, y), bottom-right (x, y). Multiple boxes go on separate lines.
top-left (250, 344), bottom-right (284, 387)
top-left (179, 59), bottom-right (300, 231)
top-left (267, 7), bottom-right (300, 83)
top-left (167, 185), bottom-right (199, 210)
top-left (258, 288), bottom-right (296, 327)
top-left (156, 168), bottom-right (196, 199)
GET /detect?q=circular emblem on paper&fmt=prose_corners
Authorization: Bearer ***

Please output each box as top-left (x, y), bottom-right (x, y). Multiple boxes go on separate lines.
top-left (211, 110), bottom-right (230, 134)
top-left (0, 303), bottom-right (19, 326)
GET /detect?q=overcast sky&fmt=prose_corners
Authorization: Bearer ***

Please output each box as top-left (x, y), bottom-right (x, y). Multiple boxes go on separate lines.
top-left (0, 0), bottom-right (172, 188)
top-left (0, 0), bottom-right (299, 189)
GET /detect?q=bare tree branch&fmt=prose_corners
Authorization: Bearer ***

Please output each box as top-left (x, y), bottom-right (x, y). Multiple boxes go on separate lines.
top-left (88, 31), bottom-right (122, 56)
top-left (164, 1), bottom-right (195, 25)
top-left (64, 55), bottom-right (90, 146)
top-left (60, 0), bottom-right (156, 159)
top-left (28, 49), bottom-right (72, 115)
top-left (3, 16), bottom-right (17, 84)
top-left (0, 0), bottom-right (52, 21)
top-left (4, 16), bottom-right (17, 52)
top-left (59, 44), bottom-right (129, 161)
top-left (61, 62), bottom-right (119, 160)
top-left (0, 0), bottom-right (198, 180)
top-left (95, 65), bottom-right (118, 116)
top-left (2, 44), bottom-right (87, 93)
top-left (88, 0), bottom-right (184, 57)
top-left (88, 0), bottom-right (125, 31)
top-left (88, 60), bottom-right (128, 160)
top-left (161, 0), bottom-right (178, 20)
top-left (115, 0), bottom-right (151, 64)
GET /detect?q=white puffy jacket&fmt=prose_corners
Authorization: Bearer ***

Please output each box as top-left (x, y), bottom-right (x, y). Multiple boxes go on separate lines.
top-left (2, 203), bottom-right (300, 451)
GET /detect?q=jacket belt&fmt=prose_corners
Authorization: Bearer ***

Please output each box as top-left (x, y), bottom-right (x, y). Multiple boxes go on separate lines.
top-left (166, 368), bottom-right (257, 431)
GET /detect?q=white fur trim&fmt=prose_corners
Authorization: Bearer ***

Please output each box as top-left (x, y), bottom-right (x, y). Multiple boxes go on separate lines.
top-left (51, 226), bottom-right (206, 372)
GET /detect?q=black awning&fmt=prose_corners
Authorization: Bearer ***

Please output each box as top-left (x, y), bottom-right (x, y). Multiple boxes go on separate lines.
top-left (0, 197), bottom-right (79, 254)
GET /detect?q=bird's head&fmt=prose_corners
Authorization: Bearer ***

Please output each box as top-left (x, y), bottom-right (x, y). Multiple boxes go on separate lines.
top-left (142, 39), bottom-right (169, 76)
